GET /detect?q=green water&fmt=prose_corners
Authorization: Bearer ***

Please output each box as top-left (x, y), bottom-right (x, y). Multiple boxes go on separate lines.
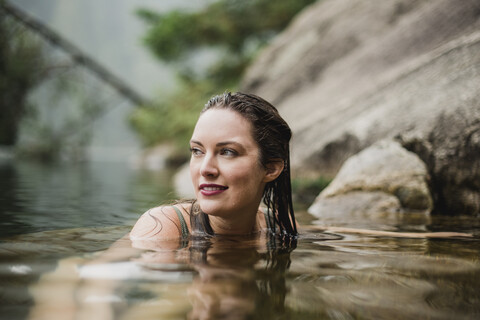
top-left (0, 160), bottom-right (479, 319)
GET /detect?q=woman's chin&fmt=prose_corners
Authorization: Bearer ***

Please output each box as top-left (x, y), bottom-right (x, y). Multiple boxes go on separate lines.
top-left (197, 199), bottom-right (222, 216)
top-left (197, 199), bottom-right (230, 216)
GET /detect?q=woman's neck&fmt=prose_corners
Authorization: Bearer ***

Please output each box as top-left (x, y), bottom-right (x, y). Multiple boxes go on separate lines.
top-left (208, 210), bottom-right (261, 236)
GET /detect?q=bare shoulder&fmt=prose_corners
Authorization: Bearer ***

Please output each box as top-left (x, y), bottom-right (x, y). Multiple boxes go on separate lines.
top-left (129, 203), bottom-right (191, 240)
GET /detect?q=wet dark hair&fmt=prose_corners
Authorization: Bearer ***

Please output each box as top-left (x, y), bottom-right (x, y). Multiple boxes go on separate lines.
top-left (190, 92), bottom-right (297, 236)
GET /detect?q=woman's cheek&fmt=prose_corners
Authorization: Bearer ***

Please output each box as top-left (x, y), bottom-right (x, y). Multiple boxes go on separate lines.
top-left (224, 163), bottom-right (250, 180)
top-left (190, 161), bottom-right (201, 184)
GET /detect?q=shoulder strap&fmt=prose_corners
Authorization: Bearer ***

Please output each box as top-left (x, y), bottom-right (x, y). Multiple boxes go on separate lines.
top-left (172, 205), bottom-right (189, 238)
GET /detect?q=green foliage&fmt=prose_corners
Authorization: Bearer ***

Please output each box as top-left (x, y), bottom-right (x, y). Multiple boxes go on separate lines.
top-left (16, 69), bottom-right (108, 161)
top-left (132, 0), bottom-right (317, 149)
top-left (0, 14), bottom-right (45, 145)
top-left (291, 176), bottom-right (331, 208)
top-left (129, 76), bottom-right (218, 152)
top-left (138, 0), bottom-right (316, 62)
top-left (1, 6), bottom-right (119, 161)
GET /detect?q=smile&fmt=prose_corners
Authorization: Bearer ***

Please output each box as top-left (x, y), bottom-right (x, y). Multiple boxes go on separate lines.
top-left (199, 184), bottom-right (228, 196)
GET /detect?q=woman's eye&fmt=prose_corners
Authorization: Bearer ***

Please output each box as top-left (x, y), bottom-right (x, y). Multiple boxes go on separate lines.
top-left (190, 147), bottom-right (203, 156)
top-left (221, 148), bottom-right (237, 157)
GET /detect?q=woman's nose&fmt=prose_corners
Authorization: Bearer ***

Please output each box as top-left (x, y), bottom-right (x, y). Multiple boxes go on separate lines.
top-left (200, 154), bottom-right (219, 177)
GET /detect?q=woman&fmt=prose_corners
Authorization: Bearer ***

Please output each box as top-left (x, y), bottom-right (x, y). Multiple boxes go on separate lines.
top-left (131, 92), bottom-right (296, 240)
top-left (131, 92), bottom-right (471, 240)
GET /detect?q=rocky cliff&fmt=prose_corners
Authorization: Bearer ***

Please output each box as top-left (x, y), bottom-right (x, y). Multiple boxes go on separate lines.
top-left (241, 0), bottom-right (480, 215)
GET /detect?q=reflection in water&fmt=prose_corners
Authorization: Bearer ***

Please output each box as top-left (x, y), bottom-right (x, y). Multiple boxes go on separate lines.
top-left (289, 235), bottom-right (480, 319)
top-left (185, 236), bottom-right (296, 320)
top-left (1, 226), bottom-right (479, 319)
top-left (0, 163), bottom-right (32, 236)
top-left (131, 234), bottom-right (298, 320)
top-left (0, 161), bottom-right (173, 237)
top-left (24, 232), bottom-right (301, 320)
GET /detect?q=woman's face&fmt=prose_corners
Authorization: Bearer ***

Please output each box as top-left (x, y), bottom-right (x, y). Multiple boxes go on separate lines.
top-left (189, 108), bottom-right (268, 221)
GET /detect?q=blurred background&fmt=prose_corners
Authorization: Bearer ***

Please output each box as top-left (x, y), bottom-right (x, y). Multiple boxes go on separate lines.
top-left (1, 0), bottom-right (314, 163)
top-left (2, 0), bottom-right (202, 162)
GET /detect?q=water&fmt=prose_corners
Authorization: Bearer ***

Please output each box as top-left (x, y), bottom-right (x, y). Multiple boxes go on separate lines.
top-left (0, 160), bottom-right (479, 320)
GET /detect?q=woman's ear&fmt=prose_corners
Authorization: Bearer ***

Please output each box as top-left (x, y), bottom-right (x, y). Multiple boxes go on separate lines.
top-left (263, 159), bottom-right (284, 183)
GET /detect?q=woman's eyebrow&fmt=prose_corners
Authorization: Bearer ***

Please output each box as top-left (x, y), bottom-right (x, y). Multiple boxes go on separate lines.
top-left (190, 140), bottom-right (203, 146)
top-left (216, 141), bottom-right (244, 148)
top-left (190, 140), bottom-right (245, 149)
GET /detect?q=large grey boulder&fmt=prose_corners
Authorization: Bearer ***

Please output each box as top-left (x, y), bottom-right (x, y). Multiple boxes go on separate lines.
top-left (241, 0), bottom-right (480, 214)
top-left (308, 140), bottom-right (433, 220)
top-left (398, 107), bottom-right (480, 215)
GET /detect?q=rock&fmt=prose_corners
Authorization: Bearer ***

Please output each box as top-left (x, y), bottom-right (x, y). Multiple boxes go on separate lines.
top-left (398, 107), bottom-right (480, 215)
top-left (308, 140), bottom-right (433, 219)
top-left (130, 144), bottom-right (173, 171)
top-left (309, 190), bottom-right (402, 219)
top-left (242, 0), bottom-right (480, 214)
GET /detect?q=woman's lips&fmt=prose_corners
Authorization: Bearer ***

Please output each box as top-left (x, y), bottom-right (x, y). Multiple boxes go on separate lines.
top-left (199, 184), bottom-right (228, 196)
